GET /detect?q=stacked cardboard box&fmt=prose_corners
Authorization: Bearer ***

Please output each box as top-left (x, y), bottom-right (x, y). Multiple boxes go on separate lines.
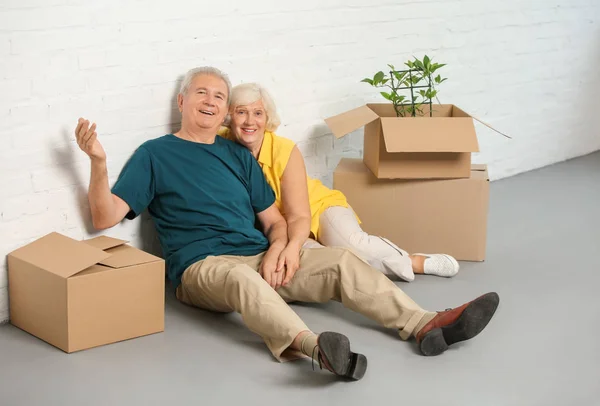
top-left (326, 103), bottom-right (490, 261)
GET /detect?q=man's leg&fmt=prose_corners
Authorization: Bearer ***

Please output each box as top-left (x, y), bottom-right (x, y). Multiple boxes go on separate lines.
top-left (177, 254), bottom-right (311, 362)
top-left (277, 247), bottom-right (499, 354)
top-left (178, 253), bottom-right (368, 379)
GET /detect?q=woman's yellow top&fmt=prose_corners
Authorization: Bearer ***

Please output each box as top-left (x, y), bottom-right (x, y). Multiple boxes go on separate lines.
top-left (219, 128), bottom-right (353, 239)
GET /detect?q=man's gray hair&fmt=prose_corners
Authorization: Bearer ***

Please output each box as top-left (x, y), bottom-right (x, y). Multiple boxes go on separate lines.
top-left (179, 66), bottom-right (232, 103)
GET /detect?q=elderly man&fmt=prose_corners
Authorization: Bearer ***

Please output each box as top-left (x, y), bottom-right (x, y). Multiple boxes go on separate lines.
top-left (75, 66), bottom-right (499, 381)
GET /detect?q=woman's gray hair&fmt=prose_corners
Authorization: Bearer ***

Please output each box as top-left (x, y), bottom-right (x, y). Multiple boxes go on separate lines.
top-left (179, 66), bottom-right (232, 103)
top-left (227, 83), bottom-right (281, 132)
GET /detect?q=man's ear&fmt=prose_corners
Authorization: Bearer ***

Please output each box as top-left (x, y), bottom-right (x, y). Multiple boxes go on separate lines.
top-left (177, 93), bottom-right (184, 112)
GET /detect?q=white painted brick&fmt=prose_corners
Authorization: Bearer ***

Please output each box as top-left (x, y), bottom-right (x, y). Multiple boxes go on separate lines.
top-left (0, 173), bottom-right (33, 199)
top-left (4, 103), bottom-right (49, 131)
top-left (1, 0), bottom-right (66, 8)
top-left (0, 78), bottom-right (31, 103)
top-left (0, 5), bottom-right (92, 31)
top-left (0, 35), bottom-right (9, 57)
top-left (0, 194), bottom-right (49, 222)
top-left (316, 135), bottom-right (334, 156)
top-left (101, 87), bottom-right (156, 112)
top-left (0, 210), bottom-right (75, 242)
top-left (0, 52), bottom-right (79, 81)
top-left (10, 26), bottom-right (120, 54)
top-left (304, 156), bottom-right (328, 179)
top-left (32, 74), bottom-right (86, 98)
top-left (30, 160), bottom-right (89, 193)
top-left (78, 49), bottom-right (110, 70)
top-left (296, 140), bottom-right (317, 158)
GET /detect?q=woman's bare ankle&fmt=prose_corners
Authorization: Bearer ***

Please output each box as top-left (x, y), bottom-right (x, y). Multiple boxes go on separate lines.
top-left (410, 254), bottom-right (425, 274)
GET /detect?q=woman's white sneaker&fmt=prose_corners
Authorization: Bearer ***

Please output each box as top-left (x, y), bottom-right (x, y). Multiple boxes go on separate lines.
top-left (415, 254), bottom-right (460, 278)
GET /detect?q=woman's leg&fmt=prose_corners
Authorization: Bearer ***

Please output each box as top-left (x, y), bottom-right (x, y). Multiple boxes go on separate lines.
top-left (318, 206), bottom-right (459, 280)
top-left (317, 206), bottom-right (415, 281)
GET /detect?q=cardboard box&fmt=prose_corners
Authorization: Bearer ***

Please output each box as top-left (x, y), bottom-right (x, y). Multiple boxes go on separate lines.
top-left (325, 104), bottom-right (480, 179)
top-left (7, 232), bottom-right (165, 353)
top-left (333, 158), bottom-right (489, 261)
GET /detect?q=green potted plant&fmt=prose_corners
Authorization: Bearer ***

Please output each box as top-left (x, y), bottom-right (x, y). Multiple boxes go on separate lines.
top-left (361, 55), bottom-right (447, 117)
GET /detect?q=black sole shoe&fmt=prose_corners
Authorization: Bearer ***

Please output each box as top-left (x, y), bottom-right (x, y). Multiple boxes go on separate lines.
top-left (317, 332), bottom-right (367, 381)
top-left (419, 292), bottom-right (500, 356)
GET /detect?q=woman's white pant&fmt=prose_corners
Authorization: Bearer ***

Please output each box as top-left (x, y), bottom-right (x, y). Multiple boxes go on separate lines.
top-left (314, 206), bottom-right (415, 282)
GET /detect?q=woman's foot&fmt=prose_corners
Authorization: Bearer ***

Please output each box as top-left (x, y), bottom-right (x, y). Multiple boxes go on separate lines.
top-left (410, 254), bottom-right (460, 277)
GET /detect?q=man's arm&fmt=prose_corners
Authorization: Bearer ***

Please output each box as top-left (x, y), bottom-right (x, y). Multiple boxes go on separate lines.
top-left (88, 159), bottom-right (131, 229)
top-left (256, 204), bottom-right (288, 289)
top-left (75, 118), bottom-right (130, 229)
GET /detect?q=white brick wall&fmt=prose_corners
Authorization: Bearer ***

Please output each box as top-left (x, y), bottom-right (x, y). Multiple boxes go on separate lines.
top-left (1, 0), bottom-right (599, 322)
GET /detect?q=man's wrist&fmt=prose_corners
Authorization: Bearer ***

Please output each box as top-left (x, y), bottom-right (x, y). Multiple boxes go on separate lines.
top-left (90, 157), bottom-right (107, 166)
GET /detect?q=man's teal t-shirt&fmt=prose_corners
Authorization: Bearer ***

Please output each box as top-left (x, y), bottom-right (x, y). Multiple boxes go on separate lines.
top-left (111, 134), bottom-right (275, 287)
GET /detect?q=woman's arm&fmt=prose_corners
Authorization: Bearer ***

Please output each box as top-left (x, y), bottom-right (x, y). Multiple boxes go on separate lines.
top-left (280, 145), bottom-right (312, 249)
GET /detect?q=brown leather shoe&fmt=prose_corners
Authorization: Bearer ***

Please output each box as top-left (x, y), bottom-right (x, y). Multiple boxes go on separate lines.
top-left (416, 292), bottom-right (500, 356)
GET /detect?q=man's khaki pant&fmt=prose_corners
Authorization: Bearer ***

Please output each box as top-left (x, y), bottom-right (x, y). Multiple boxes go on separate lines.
top-left (176, 247), bottom-right (435, 361)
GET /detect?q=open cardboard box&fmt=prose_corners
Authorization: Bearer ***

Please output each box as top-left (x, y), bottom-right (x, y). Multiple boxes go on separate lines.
top-left (325, 103), bottom-right (480, 179)
top-left (7, 232), bottom-right (165, 353)
top-left (333, 158), bottom-right (489, 261)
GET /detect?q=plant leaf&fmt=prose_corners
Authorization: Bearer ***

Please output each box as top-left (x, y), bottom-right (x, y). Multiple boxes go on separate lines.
top-left (380, 91), bottom-right (392, 101)
top-left (361, 78), bottom-right (374, 85)
top-left (374, 71), bottom-right (385, 84)
top-left (413, 58), bottom-right (425, 71)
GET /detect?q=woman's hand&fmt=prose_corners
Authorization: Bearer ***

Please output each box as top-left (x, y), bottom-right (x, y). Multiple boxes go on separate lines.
top-left (260, 247), bottom-right (285, 290)
top-left (279, 242), bottom-right (302, 287)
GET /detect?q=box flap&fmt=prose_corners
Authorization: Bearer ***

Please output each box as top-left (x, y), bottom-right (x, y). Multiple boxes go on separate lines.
top-left (83, 235), bottom-right (129, 251)
top-left (453, 105), bottom-right (512, 139)
top-left (471, 164), bottom-right (487, 171)
top-left (8, 232), bottom-right (111, 278)
top-left (380, 117), bottom-right (479, 152)
top-left (98, 245), bottom-right (162, 268)
top-left (324, 105), bottom-right (379, 138)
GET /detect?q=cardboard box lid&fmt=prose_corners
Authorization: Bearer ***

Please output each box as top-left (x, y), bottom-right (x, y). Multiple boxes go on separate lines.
top-left (9, 233), bottom-right (163, 279)
top-left (324, 105), bottom-right (380, 138)
top-left (8, 232), bottom-right (111, 279)
top-left (82, 235), bottom-right (162, 269)
top-left (325, 104), bottom-right (480, 152)
top-left (83, 235), bottom-right (128, 250)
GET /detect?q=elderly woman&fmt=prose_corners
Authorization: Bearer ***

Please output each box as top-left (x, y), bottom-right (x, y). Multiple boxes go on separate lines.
top-left (220, 83), bottom-right (459, 282)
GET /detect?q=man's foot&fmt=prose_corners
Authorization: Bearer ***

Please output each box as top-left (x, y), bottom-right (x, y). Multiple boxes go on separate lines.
top-left (316, 332), bottom-right (367, 381)
top-left (412, 253), bottom-right (460, 277)
top-left (416, 292), bottom-right (500, 356)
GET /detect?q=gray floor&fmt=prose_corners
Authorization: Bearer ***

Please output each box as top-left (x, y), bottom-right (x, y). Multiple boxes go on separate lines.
top-left (1, 152), bottom-right (599, 406)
